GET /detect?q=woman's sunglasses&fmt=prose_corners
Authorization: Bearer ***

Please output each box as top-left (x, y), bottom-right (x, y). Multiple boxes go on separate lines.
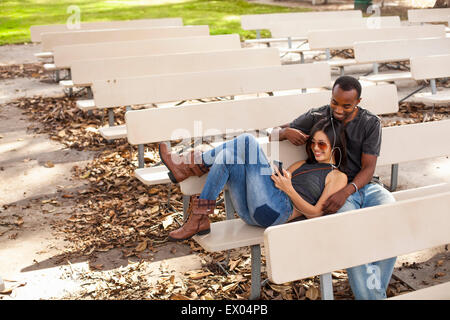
top-left (310, 140), bottom-right (329, 151)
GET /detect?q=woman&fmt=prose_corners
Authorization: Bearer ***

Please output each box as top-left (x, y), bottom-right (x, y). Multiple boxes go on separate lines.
top-left (159, 118), bottom-right (348, 241)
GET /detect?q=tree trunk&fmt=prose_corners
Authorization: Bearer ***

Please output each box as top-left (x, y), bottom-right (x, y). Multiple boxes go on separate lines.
top-left (433, 0), bottom-right (449, 8)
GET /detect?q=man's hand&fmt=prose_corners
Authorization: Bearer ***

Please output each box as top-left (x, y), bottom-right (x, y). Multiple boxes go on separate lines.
top-left (322, 188), bottom-right (350, 214)
top-left (283, 127), bottom-right (310, 146)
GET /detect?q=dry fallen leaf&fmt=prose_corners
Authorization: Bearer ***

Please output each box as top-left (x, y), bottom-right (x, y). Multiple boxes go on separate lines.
top-left (135, 241), bottom-right (147, 252)
top-left (305, 286), bottom-right (320, 300)
top-left (170, 293), bottom-right (190, 300)
top-left (15, 217), bottom-right (24, 227)
top-left (44, 161), bottom-right (54, 168)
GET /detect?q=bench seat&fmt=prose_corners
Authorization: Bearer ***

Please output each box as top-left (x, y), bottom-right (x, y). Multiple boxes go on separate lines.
top-left (59, 80), bottom-right (75, 88)
top-left (244, 36), bottom-right (307, 45)
top-left (193, 219), bottom-right (265, 252)
top-left (99, 125), bottom-right (127, 140)
top-left (35, 52), bottom-right (53, 59)
top-left (43, 63), bottom-right (59, 71)
top-left (388, 281), bottom-right (450, 300)
top-left (76, 99), bottom-right (96, 111)
top-left (194, 183), bottom-right (450, 254)
top-left (327, 59), bottom-right (360, 68)
top-left (413, 90), bottom-right (450, 105)
top-left (359, 72), bottom-right (412, 83)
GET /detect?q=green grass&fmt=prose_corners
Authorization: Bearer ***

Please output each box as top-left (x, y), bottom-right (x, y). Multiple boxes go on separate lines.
top-left (0, 0), bottom-right (311, 45)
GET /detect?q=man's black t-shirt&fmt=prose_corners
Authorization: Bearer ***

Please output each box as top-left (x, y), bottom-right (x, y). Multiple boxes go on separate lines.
top-left (289, 105), bottom-right (382, 182)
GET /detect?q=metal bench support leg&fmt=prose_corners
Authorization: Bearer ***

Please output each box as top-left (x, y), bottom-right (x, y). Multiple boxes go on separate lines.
top-left (390, 163), bottom-right (399, 192)
top-left (138, 144), bottom-right (144, 169)
top-left (224, 189), bottom-right (235, 220)
top-left (183, 194), bottom-right (190, 222)
top-left (250, 244), bottom-right (261, 300)
top-left (320, 273), bottom-right (334, 300)
top-left (373, 62), bottom-right (379, 74)
top-left (108, 109), bottom-right (115, 127)
top-left (430, 79), bottom-right (437, 95)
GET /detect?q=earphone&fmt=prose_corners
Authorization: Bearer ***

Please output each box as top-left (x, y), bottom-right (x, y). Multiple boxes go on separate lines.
top-left (329, 108), bottom-right (342, 170)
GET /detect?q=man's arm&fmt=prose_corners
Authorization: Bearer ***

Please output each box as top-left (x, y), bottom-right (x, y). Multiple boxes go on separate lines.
top-left (321, 153), bottom-right (377, 214)
top-left (269, 125), bottom-right (310, 145)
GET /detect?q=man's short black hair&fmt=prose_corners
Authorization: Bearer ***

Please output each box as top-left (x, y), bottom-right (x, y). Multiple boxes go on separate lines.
top-left (332, 76), bottom-right (362, 99)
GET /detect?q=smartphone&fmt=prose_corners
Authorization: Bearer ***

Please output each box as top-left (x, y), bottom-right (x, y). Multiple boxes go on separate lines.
top-left (273, 160), bottom-right (283, 176)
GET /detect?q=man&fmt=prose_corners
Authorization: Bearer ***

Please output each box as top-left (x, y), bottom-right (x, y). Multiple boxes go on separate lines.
top-left (269, 76), bottom-right (397, 300)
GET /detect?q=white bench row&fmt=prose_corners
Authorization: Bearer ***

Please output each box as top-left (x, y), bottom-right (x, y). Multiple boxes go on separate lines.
top-left (62, 47), bottom-right (280, 88)
top-left (31, 17), bottom-right (183, 43)
top-left (81, 63), bottom-right (332, 141)
top-left (48, 34), bottom-right (240, 72)
top-left (241, 10), bottom-right (362, 45)
top-left (125, 84), bottom-right (398, 190)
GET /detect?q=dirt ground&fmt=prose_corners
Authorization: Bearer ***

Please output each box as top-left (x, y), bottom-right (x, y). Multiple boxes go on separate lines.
top-left (0, 0), bottom-right (449, 300)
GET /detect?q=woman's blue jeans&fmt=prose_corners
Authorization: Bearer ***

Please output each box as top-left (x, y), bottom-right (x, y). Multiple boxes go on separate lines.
top-left (199, 133), bottom-right (292, 227)
top-left (337, 183), bottom-right (397, 300)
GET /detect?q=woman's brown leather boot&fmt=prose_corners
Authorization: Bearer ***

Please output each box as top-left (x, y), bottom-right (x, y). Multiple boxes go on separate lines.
top-left (168, 196), bottom-right (216, 241)
top-left (159, 142), bottom-right (209, 183)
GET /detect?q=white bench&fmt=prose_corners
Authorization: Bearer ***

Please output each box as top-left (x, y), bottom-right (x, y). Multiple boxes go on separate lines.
top-left (125, 89), bottom-right (450, 299)
top-left (125, 84), bottom-right (398, 188)
top-left (241, 10), bottom-right (362, 46)
top-left (269, 16), bottom-right (401, 63)
top-left (269, 16), bottom-right (401, 39)
top-left (40, 25), bottom-right (209, 53)
top-left (308, 25), bottom-right (446, 51)
top-left (87, 63), bottom-right (331, 141)
top-left (357, 38), bottom-right (450, 86)
top-left (264, 187), bottom-right (450, 300)
top-left (51, 34), bottom-right (240, 71)
top-left (407, 8), bottom-right (450, 24)
top-left (125, 84), bottom-right (398, 189)
top-left (30, 17), bottom-right (183, 43)
top-left (64, 47), bottom-right (281, 88)
top-left (410, 54), bottom-right (450, 106)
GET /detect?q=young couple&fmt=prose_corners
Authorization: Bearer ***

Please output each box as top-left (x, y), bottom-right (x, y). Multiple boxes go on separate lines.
top-left (158, 76), bottom-right (396, 300)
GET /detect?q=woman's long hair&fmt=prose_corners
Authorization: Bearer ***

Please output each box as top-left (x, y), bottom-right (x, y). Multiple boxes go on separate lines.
top-left (305, 117), bottom-right (347, 171)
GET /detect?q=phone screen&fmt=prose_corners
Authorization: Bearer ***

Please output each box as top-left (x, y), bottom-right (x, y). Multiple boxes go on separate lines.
top-left (273, 160), bottom-right (283, 176)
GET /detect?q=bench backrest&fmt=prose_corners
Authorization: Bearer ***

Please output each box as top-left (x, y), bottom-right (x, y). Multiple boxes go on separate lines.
top-left (30, 18), bottom-right (183, 42)
top-left (269, 16), bottom-right (400, 38)
top-left (92, 63), bottom-right (332, 109)
top-left (308, 25), bottom-right (446, 50)
top-left (241, 10), bottom-right (362, 30)
top-left (41, 25), bottom-right (209, 51)
top-left (408, 8), bottom-right (450, 23)
top-left (264, 190), bottom-right (450, 284)
top-left (124, 84), bottom-right (398, 145)
top-left (70, 48), bottom-right (281, 86)
top-left (410, 54), bottom-right (450, 80)
top-left (53, 34), bottom-right (240, 68)
top-left (354, 37), bottom-right (450, 63)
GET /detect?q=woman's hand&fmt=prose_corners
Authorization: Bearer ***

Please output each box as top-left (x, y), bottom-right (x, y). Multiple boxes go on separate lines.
top-left (271, 167), bottom-right (294, 194)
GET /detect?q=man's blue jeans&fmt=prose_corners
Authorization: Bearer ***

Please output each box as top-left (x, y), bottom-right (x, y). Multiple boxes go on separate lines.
top-left (199, 133), bottom-right (292, 227)
top-left (338, 182), bottom-right (397, 300)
